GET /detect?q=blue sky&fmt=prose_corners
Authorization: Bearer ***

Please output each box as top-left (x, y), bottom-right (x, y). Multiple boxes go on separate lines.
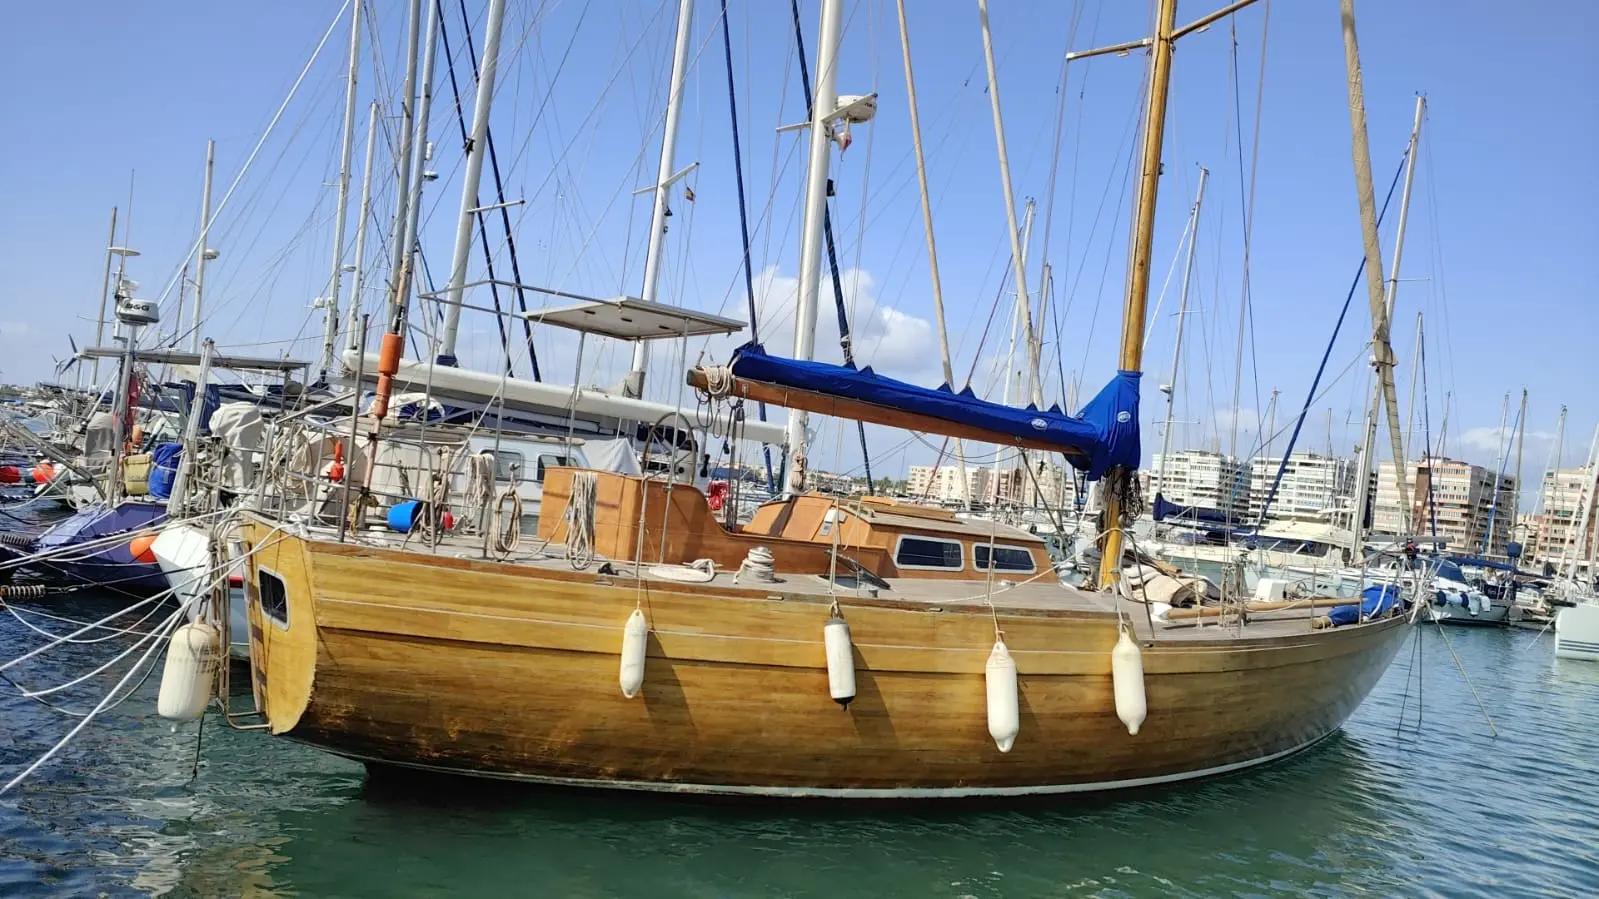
top-left (2, 0), bottom-right (1595, 487)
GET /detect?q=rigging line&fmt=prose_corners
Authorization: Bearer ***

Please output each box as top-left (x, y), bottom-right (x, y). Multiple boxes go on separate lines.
top-left (438, 0), bottom-right (513, 376)
top-left (717, 0), bottom-right (776, 493)
top-left (491, 0), bottom-right (635, 243)
top-left (1419, 327), bottom-right (1439, 538)
top-left (1038, 0), bottom-right (1087, 406)
top-left (789, 0), bottom-right (874, 494)
top-left (1480, 401), bottom-right (1521, 554)
top-left (1254, 149), bottom-right (1410, 527)
top-left (1420, 109), bottom-right (1457, 406)
top-left (1074, 100), bottom-right (1143, 389)
top-left (918, 263), bottom-right (1017, 494)
top-left (149, 0), bottom-right (354, 309)
top-left (1242, 2), bottom-right (1272, 462)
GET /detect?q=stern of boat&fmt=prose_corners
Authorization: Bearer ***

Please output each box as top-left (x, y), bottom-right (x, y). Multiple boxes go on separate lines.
top-left (239, 520), bottom-right (319, 734)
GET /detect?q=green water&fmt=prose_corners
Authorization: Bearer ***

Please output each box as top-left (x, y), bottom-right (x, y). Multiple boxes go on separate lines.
top-left (2, 592), bottom-right (1597, 897)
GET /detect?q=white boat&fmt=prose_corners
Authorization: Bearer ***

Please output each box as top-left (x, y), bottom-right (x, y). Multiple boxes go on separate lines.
top-left (1555, 602), bottom-right (1599, 660)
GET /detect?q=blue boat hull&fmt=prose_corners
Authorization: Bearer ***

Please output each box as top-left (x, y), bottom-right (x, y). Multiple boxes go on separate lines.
top-left (10, 501), bottom-right (171, 594)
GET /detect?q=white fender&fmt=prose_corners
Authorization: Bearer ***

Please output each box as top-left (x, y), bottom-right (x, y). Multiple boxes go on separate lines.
top-left (619, 608), bottom-right (648, 698)
top-left (985, 639), bottom-right (1019, 752)
top-left (1112, 628), bottom-right (1147, 735)
top-left (157, 622), bottom-right (221, 721)
top-left (823, 615), bottom-right (856, 708)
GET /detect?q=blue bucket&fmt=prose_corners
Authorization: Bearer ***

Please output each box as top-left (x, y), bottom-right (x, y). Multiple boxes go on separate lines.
top-left (387, 500), bottom-right (423, 533)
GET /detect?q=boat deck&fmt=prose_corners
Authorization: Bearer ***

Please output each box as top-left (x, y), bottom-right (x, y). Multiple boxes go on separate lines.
top-left (298, 522), bottom-right (1365, 644)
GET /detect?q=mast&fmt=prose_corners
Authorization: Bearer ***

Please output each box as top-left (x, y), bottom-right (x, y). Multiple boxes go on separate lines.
top-left (1481, 391), bottom-right (1510, 555)
top-left (1155, 167), bottom-right (1208, 502)
top-left (345, 101), bottom-right (381, 356)
top-left (320, 0), bottom-right (364, 379)
top-left (1538, 406), bottom-right (1568, 565)
top-left (1088, 0), bottom-right (1178, 588)
top-left (1437, 388), bottom-right (1451, 457)
top-left (783, 0), bottom-right (844, 495)
top-left (1341, 0), bottom-right (1410, 530)
top-left (438, 0), bottom-right (510, 366)
top-left (1350, 95), bottom-right (1423, 552)
top-left (1263, 388), bottom-right (1280, 460)
top-left (1511, 387), bottom-right (1528, 545)
top-left (384, 0), bottom-right (425, 330)
top-left (977, 0), bottom-right (1042, 409)
top-left (92, 207), bottom-right (118, 386)
top-left (895, 0), bottom-right (969, 508)
top-left (190, 139), bottom-right (215, 352)
top-left (400, 0), bottom-right (443, 350)
top-left (625, 0), bottom-right (696, 396)
top-left (994, 200), bottom-right (1035, 507)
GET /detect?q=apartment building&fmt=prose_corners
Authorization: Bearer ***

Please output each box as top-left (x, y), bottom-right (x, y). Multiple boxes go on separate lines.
top-left (1247, 452), bottom-right (1356, 523)
top-left (1148, 450), bottom-right (1250, 519)
top-left (1528, 465), bottom-right (1597, 569)
top-left (1374, 456), bottom-right (1518, 556)
top-left (906, 463), bottom-right (991, 505)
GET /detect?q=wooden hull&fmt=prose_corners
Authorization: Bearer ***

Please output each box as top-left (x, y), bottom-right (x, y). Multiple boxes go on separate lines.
top-left (241, 526), bottom-right (1410, 798)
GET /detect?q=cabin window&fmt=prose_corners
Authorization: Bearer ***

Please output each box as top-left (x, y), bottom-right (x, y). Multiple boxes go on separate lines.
top-left (894, 535), bottom-right (965, 571)
top-left (535, 453), bottom-right (572, 482)
top-left (258, 569), bottom-right (289, 628)
top-left (492, 450), bottom-right (526, 482)
top-left (974, 543), bottom-right (1037, 573)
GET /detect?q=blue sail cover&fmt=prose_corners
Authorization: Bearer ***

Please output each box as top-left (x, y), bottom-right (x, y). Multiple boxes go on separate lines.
top-left (728, 342), bottom-right (1140, 480)
top-left (1151, 493), bottom-right (1237, 526)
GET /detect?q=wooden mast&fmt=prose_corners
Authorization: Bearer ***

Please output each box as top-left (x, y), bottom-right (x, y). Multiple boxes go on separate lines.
top-left (1092, 0), bottom-right (1178, 588)
top-left (1078, 0), bottom-right (1265, 587)
top-left (1340, 0), bottom-right (1412, 530)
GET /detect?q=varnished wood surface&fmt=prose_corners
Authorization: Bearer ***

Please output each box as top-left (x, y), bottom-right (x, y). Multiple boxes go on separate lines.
top-left (240, 523), bottom-right (1411, 794)
top-left (536, 468), bottom-right (892, 574)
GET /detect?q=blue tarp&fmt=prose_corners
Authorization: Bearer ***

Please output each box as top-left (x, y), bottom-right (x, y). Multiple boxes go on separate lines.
top-left (1327, 583), bottom-right (1400, 627)
top-left (1446, 555), bottom-right (1519, 574)
top-left (147, 443), bottom-right (182, 500)
top-left (728, 342), bottom-right (1140, 480)
top-left (1151, 494), bottom-right (1237, 525)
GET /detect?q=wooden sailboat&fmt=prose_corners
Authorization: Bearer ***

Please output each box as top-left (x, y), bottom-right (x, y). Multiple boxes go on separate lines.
top-left (233, 0), bottom-right (1416, 798)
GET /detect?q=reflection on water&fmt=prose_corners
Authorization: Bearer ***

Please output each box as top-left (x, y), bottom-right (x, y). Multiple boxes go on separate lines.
top-left (3, 595), bottom-right (1597, 897)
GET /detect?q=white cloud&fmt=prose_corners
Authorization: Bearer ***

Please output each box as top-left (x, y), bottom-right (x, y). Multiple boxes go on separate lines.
top-left (742, 266), bottom-right (941, 383)
top-left (1212, 406), bottom-right (1261, 438)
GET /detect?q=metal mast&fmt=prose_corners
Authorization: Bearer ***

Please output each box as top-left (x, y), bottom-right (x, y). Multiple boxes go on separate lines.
top-left (319, 0), bottom-right (364, 378)
top-left (1155, 167), bottom-right (1209, 502)
top-left (190, 140), bottom-right (215, 352)
top-left (438, 0), bottom-right (510, 365)
top-left (383, 0), bottom-right (425, 329)
top-left (374, 0), bottom-right (425, 421)
top-left (92, 207), bottom-right (118, 386)
top-left (977, 0), bottom-right (1042, 409)
top-left (345, 101), bottom-right (381, 356)
top-left (783, 0), bottom-right (845, 495)
top-left (625, 0), bottom-right (697, 397)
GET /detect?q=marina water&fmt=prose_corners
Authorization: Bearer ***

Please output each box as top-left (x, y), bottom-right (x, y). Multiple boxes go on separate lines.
top-left (2, 589), bottom-right (1595, 897)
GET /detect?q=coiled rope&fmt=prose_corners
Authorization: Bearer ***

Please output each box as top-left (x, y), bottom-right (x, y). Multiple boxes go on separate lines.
top-left (734, 546), bottom-right (778, 584)
top-left (491, 484), bottom-right (521, 559)
top-left (565, 470), bottom-right (597, 570)
top-left (461, 451), bottom-right (496, 534)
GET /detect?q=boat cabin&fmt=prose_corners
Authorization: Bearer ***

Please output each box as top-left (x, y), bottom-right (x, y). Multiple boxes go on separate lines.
top-left (536, 468), bottom-right (1051, 581)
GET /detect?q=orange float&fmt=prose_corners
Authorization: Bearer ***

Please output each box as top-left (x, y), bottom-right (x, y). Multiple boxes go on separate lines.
top-left (129, 534), bottom-right (158, 564)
